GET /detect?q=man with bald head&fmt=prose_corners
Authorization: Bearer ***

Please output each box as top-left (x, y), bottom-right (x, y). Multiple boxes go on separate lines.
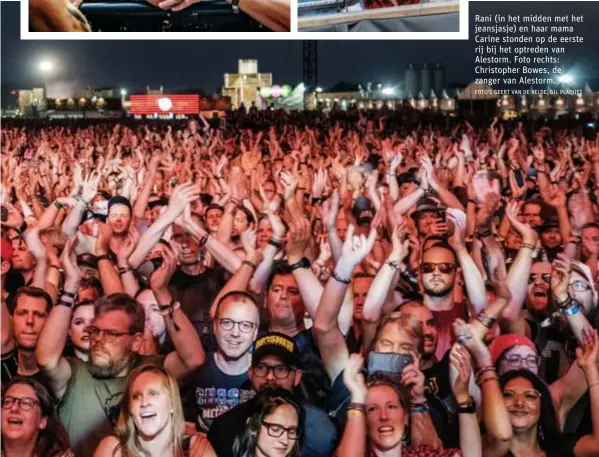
top-left (183, 291), bottom-right (260, 433)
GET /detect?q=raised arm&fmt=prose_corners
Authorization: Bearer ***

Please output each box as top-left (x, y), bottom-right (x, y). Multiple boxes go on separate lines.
top-left (453, 320), bottom-right (513, 457)
top-left (150, 242), bottom-right (205, 381)
top-left (129, 183), bottom-right (201, 269)
top-left (313, 224), bottom-right (375, 383)
top-left (449, 345), bottom-right (483, 457)
top-left (334, 354), bottom-right (367, 457)
top-left (447, 209), bottom-right (488, 315)
top-left (35, 237), bottom-right (80, 400)
top-left (573, 330), bottom-right (599, 457)
top-left (285, 217), bottom-right (324, 320)
top-left (22, 228), bottom-right (48, 289)
top-left (362, 222), bottom-right (410, 348)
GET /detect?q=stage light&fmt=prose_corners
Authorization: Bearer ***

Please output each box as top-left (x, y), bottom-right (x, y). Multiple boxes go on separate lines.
top-left (382, 87), bottom-right (395, 96)
top-left (281, 85), bottom-right (292, 97)
top-left (259, 87), bottom-right (271, 98)
top-left (120, 88), bottom-right (127, 96)
top-left (315, 87), bottom-right (323, 93)
top-left (271, 85), bottom-right (282, 98)
top-left (558, 74), bottom-right (573, 84)
top-left (39, 60), bottom-right (54, 74)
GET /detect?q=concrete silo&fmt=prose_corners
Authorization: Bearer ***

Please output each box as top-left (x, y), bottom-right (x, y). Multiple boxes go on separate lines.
top-left (421, 63), bottom-right (432, 98)
top-left (433, 62), bottom-right (446, 95)
top-left (404, 64), bottom-right (419, 99)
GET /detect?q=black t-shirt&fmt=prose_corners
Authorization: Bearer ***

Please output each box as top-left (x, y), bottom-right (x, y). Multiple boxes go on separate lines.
top-left (208, 396), bottom-right (338, 457)
top-left (422, 352), bottom-right (459, 448)
top-left (169, 268), bottom-right (226, 353)
top-left (0, 347), bottom-right (54, 395)
top-left (183, 352), bottom-right (255, 433)
top-left (284, 329), bottom-right (331, 410)
top-left (345, 326), bottom-right (363, 355)
top-left (528, 319), bottom-right (573, 384)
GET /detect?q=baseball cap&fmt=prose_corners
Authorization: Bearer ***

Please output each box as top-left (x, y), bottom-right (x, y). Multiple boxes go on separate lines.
top-left (252, 332), bottom-right (301, 369)
top-left (1, 238), bottom-right (13, 263)
top-left (489, 334), bottom-right (537, 364)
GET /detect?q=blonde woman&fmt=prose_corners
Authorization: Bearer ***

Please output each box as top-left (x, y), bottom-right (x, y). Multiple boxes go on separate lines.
top-left (93, 365), bottom-right (215, 457)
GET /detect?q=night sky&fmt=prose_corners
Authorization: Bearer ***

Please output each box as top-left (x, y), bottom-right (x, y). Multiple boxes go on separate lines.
top-left (1, 1), bottom-right (598, 94)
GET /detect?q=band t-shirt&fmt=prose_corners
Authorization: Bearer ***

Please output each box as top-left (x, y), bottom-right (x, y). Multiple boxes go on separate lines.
top-left (183, 351), bottom-right (255, 433)
top-left (57, 354), bottom-right (165, 457)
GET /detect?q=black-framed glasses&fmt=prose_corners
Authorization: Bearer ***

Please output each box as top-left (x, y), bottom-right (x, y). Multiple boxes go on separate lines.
top-left (420, 262), bottom-right (456, 274)
top-left (252, 364), bottom-right (293, 379)
top-left (2, 396), bottom-right (40, 411)
top-left (528, 273), bottom-right (551, 285)
top-left (504, 355), bottom-right (540, 368)
top-left (570, 280), bottom-right (592, 292)
top-left (88, 326), bottom-right (133, 342)
top-left (502, 389), bottom-right (542, 402)
top-left (218, 318), bottom-right (257, 333)
top-left (262, 421), bottom-right (299, 440)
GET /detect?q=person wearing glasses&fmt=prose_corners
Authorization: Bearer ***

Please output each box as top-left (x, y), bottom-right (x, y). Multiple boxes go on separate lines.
top-left (183, 290), bottom-right (260, 433)
top-left (93, 365), bottom-right (216, 457)
top-left (35, 237), bottom-right (204, 457)
top-left (1, 377), bottom-right (74, 457)
top-left (232, 389), bottom-right (303, 457)
top-left (207, 332), bottom-right (338, 457)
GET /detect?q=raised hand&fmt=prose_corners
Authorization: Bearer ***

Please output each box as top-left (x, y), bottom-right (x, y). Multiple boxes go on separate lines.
top-left (321, 190), bottom-right (340, 230)
top-left (95, 223), bottom-right (113, 256)
top-left (285, 217), bottom-right (311, 262)
top-left (150, 242), bottom-right (179, 294)
top-left (452, 318), bottom-right (492, 367)
top-left (1, 203), bottom-right (24, 229)
top-left (449, 345), bottom-right (473, 403)
top-left (576, 329), bottom-right (599, 374)
top-left (401, 363), bottom-right (427, 404)
top-left (240, 229), bottom-right (259, 263)
top-left (81, 171), bottom-right (101, 204)
top-left (343, 354), bottom-right (368, 403)
top-left (23, 227), bottom-right (47, 260)
top-left (340, 224), bottom-right (377, 267)
top-left (114, 226), bottom-right (140, 267)
top-left (165, 183), bottom-right (202, 221)
top-left (390, 220), bottom-right (410, 263)
top-left (60, 236), bottom-right (82, 290)
top-left (280, 171), bottom-right (298, 201)
top-left (551, 253), bottom-right (571, 302)
top-left (312, 169), bottom-right (328, 199)
top-left (505, 200), bottom-right (538, 245)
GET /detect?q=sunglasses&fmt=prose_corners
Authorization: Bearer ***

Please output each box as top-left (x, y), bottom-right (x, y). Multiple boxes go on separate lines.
top-left (420, 262), bottom-right (456, 274)
top-left (528, 273), bottom-right (551, 285)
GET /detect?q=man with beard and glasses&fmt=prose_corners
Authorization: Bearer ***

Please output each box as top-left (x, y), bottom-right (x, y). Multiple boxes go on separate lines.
top-left (207, 332), bottom-right (338, 457)
top-left (35, 237), bottom-right (204, 457)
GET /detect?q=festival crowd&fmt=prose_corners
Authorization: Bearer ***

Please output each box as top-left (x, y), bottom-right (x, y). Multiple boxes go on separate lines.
top-left (1, 107), bottom-right (599, 457)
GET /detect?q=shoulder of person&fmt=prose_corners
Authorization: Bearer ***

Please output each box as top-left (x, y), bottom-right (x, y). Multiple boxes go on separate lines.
top-left (93, 436), bottom-right (121, 457)
top-left (190, 434), bottom-right (217, 457)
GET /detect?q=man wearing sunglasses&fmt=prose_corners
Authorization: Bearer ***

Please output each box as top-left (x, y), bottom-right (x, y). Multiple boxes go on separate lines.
top-left (207, 332), bottom-right (338, 457)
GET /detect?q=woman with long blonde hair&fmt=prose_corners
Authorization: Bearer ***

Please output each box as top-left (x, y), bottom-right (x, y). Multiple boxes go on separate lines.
top-left (93, 365), bottom-right (215, 457)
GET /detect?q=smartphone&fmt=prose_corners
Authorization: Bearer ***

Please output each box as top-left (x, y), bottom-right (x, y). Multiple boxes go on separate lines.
top-left (436, 209), bottom-right (446, 222)
top-left (1, 206), bottom-right (7, 222)
top-left (367, 352), bottom-right (414, 375)
top-left (150, 257), bottom-right (164, 270)
top-left (514, 169), bottom-right (524, 187)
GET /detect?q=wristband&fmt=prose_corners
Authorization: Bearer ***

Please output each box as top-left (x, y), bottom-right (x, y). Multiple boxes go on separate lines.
top-left (242, 260), bottom-right (257, 270)
top-left (56, 300), bottom-right (76, 309)
top-left (268, 238), bottom-right (284, 250)
top-left (331, 269), bottom-right (351, 285)
top-left (562, 303), bottom-right (580, 316)
top-left (347, 409), bottom-right (364, 418)
top-left (456, 398), bottom-right (476, 414)
top-left (385, 260), bottom-right (402, 272)
top-left (54, 201), bottom-right (64, 210)
top-left (520, 243), bottom-right (537, 251)
top-left (476, 311), bottom-right (497, 329)
top-left (556, 294), bottom-right (572, 308)
top-left (347, 402), bottom-right (366, 412)
top-left (477, 376), bottom-right (499, 387)
top-left (96, 254), bottom-right (112, 263)
top-left (59, 290), bottom-right (76, 299)
top-left (118, 266), bottom-right (132, 275)
top-left (409, 402), bottom-right (429, 414)
top-left (289, 257), bottom-right (311, 272)
top-left (475, 366), bottom-right (496, 383)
